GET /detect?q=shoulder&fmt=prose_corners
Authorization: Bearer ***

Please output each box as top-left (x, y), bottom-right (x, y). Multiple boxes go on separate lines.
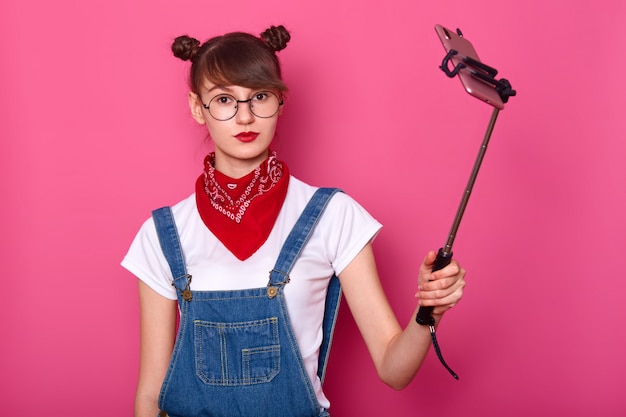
top-left (121, 194), bottom-right (197, 300)
top-left (286, 176), bottom-right (361, 210)
top-left (131, 193), bottom-right (198, 245)
top-left (284, 176), bottom-right (317, 201)
top-left (287, 175), bottom-right (381, 230)
top-left (284, 177), bottom-right (382, 276)
top-left (165, 193), bottom-right (198, 221)
top-left (151, 193), bottom-right (200, 229)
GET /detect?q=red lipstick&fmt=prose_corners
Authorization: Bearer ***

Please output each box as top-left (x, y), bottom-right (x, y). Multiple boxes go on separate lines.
top-left (236, 132), bottom-right (259, 142)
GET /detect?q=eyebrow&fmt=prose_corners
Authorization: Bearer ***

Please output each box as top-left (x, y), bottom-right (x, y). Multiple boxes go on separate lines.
top-left (205, 85), bottom-right (234, 94)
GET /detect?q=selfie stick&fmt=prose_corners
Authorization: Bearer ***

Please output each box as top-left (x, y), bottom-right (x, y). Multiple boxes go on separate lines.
top-left (415, 108), bottom-right (500, 324)
top-left (415, 31), bottom-right (516, 379)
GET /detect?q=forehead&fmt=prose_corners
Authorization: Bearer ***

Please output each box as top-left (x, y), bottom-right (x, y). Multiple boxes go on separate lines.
top-left (202, 82), bottom-right (254, 96)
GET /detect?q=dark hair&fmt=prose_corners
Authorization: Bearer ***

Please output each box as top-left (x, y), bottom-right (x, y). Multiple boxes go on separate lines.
top-left (171, 25), bottom-right (291, 94)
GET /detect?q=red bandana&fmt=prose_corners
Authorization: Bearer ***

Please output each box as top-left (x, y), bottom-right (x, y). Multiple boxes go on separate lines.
top-left (195, 152), bottom-right (290, 260)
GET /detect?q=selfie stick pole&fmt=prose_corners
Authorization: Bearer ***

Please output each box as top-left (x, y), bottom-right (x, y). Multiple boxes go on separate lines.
top-left (415, 40), bottom-right (516, 379)
top-left (416, 106), bottom-right (500, 324)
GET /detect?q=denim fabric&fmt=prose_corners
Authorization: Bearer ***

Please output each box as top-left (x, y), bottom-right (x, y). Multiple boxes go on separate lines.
top-left (152, 188), bottom-right (341, 417)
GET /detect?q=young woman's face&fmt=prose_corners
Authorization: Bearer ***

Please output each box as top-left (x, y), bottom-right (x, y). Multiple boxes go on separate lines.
top-left (189, 82), bottom-right (283, 178)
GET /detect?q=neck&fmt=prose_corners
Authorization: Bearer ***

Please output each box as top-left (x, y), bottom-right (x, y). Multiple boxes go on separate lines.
top-left (213, 150), bottom-right (270, 179)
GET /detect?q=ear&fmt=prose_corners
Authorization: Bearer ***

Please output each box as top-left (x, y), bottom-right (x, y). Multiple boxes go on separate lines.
top-left (188, 92), bottom-right (207, 125)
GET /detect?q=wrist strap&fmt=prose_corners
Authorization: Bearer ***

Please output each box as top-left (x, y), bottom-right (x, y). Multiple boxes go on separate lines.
top-left (427, 317), bottom-right (459, 380)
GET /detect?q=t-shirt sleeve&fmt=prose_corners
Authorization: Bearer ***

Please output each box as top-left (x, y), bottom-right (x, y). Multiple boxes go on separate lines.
top-left (322, 192), bottom-right (382, 276)
top-left (120, 216), bottom-right (178, 300)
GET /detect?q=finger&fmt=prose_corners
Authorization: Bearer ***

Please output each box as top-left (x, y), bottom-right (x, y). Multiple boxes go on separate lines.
top-left (420, 284), bottom-right (464, 309)
top-left (419, 270), bottom-right (464, 292)
top-left (432, 288), bottom-right (464, 314)
top-left (418, 275), bottom-right (466, 302)
top-left (431, 260), bottom-right (462, 281)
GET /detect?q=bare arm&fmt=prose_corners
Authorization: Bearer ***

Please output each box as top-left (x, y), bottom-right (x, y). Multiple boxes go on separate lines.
top-left (135, 280), bottom-right (178, 417)
top-left (338, 244), bottom-right (465, 390)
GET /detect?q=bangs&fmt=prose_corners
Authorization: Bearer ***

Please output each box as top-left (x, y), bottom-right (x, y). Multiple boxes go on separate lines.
top-left (194, 36), bottom-right (287, 92)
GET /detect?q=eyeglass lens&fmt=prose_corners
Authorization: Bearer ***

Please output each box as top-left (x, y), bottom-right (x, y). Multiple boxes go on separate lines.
top-left (207, 91), bottom-right (281, 121)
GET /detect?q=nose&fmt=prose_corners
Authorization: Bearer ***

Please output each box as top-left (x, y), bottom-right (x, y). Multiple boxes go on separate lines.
top-left (235, 99), bottom-right (255, 123)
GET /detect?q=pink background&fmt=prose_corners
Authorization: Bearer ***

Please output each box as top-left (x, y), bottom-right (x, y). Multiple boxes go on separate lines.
top-left (2, 0), bottom-right (625, 415)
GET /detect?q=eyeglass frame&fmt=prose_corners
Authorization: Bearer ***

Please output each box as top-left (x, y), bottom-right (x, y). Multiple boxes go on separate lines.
top-left (201, 90), bottom-right (284, 121)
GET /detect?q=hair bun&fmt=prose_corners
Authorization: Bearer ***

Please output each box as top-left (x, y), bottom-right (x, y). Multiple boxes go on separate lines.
top-left (260, 25), bottom-right (291, 52)
top-left (171, 35), bottom-right (201, 61)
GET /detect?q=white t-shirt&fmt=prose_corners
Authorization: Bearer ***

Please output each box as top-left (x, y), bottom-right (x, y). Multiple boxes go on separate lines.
top-left (121, 176), bottom-right (382, 408)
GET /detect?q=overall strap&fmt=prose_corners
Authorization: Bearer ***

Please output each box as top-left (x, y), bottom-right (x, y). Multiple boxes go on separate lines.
top-left (152, 207), bottom-right (190, 294)
top-left (318, 274), bottom-right (341, 384)
top-left (269, 187), bottom-right (343, 383)
top-left (269, 188), bottom-right (341, 283)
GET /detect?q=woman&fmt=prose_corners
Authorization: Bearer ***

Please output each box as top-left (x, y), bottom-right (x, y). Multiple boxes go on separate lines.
top-left (122, 25), bottom-right (466, 417)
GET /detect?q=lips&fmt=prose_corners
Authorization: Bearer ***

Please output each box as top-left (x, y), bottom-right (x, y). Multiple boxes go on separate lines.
top-left (235, 132), bottom-right (259, 142)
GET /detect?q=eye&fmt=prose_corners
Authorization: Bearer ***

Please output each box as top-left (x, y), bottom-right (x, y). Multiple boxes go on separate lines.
top-left (213, 94), bottom-right (235, 106)
top-left (252, 91), bottom-right (271, 102)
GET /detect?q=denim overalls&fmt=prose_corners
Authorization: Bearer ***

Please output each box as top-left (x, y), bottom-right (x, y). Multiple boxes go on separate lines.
top-left (152, 188), bottom-right (342, 417)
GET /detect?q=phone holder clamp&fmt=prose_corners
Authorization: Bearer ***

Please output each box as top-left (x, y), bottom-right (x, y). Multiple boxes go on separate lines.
top-left (440, 47), bottom-right (517, 103)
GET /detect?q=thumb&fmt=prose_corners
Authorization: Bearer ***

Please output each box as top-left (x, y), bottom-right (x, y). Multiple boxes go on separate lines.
top-left (417, 250), bottom-right (437, 290)
top-left (420, 250), bottom-right (437, 276)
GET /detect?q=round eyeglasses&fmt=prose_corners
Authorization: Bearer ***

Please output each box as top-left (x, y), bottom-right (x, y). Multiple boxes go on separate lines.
top-left (202, 91), bottom-right (283, 121)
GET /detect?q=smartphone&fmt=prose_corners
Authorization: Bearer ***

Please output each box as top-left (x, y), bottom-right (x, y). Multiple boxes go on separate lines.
top-left (434, 24), bottom-right (504, 109)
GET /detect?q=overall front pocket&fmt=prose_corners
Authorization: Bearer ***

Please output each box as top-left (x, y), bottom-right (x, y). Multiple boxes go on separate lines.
top-left (193, 317), bottom-right (280, 386)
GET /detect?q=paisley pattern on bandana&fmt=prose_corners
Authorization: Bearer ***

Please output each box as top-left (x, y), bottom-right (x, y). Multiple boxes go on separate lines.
top-left (202, 151), bottom-right (284, 223)
top-left (195, 151), bottom-right (290, 260)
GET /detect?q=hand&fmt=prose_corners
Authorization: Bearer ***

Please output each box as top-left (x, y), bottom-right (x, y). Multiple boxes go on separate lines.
top-left (415, 251), bottom-right (466, 317)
